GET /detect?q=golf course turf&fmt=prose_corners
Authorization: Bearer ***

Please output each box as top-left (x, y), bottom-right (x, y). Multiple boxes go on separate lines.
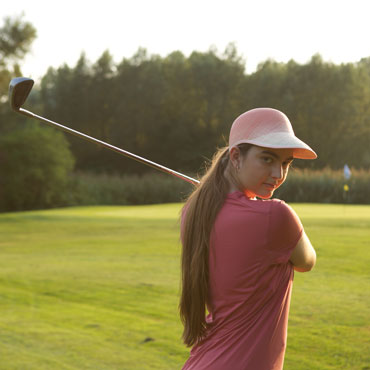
top-left (0, 203), bottom-right (369, 369)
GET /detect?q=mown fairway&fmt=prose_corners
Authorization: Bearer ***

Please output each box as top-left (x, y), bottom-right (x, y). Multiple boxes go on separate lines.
top-left (0, 203), bottom-right (369, 369)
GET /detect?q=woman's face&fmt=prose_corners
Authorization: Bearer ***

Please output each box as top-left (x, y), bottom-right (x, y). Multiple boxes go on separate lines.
top-left (229, 145), bottom-right (294, 199)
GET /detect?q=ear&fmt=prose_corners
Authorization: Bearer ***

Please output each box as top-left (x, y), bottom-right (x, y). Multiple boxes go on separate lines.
top-left (229, 147), bottom-right (241, 170)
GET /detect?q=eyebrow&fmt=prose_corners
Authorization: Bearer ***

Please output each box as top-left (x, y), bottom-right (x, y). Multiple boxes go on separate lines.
top-left (261, 150), bottom-right (294, 161)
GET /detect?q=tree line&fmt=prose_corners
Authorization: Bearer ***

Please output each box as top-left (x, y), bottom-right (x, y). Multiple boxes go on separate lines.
top-left (1, 15), bottom-right (370, 211)
top-left (2, 16), bottom-right (370, 175)
top-left (37, 49), bottom-right (370, 174)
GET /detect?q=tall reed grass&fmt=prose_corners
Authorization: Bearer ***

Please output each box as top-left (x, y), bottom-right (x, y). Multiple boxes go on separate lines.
top-left (65, 168), bottom-right (369, 206)
top-left (65, 171), bottom-right (195, 206)
top-left (274, 167), bottom-right (369, 204)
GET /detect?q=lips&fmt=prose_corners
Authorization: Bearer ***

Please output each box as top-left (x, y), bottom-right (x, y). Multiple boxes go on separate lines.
top-left (263, 183), bottom-right (277, 189)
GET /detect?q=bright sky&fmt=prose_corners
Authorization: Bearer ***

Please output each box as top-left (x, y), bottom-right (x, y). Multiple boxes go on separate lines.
top-left (3, 0), bottom-right (370, 82)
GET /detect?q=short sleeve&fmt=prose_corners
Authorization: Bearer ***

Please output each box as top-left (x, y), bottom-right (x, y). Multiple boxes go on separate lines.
top-left (266, 200), bottom-right (303, 264)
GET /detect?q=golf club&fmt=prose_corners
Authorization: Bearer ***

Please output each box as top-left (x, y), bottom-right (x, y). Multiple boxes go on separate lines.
top-left (9, 77), bottom-right (200, 185)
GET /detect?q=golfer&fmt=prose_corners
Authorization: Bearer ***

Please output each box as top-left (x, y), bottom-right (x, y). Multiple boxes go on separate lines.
top-left (180, 108), bottom-right (317, 370)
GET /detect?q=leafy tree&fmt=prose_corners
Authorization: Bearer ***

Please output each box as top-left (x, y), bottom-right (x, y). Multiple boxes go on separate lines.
top-left (187, 44), bottom-right (246, 158)
top-left (0, 15), bottom-right (76, 212)
top-left (113, 50), bottom-right (168, 172)
top-left (0, 15), bottom-right (36, 132)
top-left (0, 15), bottom-right (36, 61)
top-left (0, 14), bottom-right (36, 90)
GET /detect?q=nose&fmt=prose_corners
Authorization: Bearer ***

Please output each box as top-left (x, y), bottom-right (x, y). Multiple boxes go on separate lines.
top-left (271, 163), bottom-right (284, 180)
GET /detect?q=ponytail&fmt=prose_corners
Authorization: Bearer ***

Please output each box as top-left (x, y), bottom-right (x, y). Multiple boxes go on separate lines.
top-left (179, 144), bottom-right (251, 346)
top-left (179, 146), bottom-right (229, 346)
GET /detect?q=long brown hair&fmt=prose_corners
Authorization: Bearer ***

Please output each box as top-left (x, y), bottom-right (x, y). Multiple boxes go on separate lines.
top-left (179, 144), bottom-right (251, 347)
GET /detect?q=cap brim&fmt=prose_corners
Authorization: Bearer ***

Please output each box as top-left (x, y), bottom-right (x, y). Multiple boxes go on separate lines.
top-left (230, 132), bottom-right (317, 159)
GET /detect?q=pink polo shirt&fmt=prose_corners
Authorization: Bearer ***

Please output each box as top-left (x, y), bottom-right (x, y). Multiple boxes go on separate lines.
top-left (182, 191), bottom-right (303, 370)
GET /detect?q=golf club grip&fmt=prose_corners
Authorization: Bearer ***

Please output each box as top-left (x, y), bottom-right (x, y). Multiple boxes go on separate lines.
top-left (18, 108), bottom-right (200, 186)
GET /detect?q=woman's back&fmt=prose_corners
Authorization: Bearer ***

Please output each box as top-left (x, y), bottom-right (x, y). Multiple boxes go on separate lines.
top-left (183, 191), bottom-right (303, 370)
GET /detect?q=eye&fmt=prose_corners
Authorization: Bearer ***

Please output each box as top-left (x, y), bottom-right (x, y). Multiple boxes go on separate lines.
top-left (262, 156), bottom-right (273, 164)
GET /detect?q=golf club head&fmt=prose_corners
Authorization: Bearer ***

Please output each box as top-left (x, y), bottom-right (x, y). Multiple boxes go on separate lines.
top-left (9, 77), bottom-right (34, 111)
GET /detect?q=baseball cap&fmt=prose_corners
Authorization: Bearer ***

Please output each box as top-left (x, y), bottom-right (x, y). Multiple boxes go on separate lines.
top-left (229, 108), bottom-right (317, 159)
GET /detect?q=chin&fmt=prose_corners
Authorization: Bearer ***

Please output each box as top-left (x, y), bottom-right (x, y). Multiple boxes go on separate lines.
top-left (245, 188), bottom-right (275, 200)
top-left (256, 190), bottom-right (275, 199)
top-left (258, 195), bottom-right (273, 200)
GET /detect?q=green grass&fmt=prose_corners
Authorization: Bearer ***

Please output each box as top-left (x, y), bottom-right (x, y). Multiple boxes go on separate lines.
top-left (0, 203), bottom-right (369, 369)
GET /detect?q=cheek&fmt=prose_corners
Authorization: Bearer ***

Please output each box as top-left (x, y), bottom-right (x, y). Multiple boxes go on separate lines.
top-left (236, 169), bottom-right (252, 188)
top-left (240, 166), bottom-right (265, 187)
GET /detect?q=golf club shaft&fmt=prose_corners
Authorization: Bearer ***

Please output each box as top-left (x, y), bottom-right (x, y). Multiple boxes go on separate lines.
top-left (18, 107), bottom-right (200, 185)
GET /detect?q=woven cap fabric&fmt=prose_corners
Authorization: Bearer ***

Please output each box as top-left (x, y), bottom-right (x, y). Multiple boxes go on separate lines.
top-left (229, 108), bottom-right (317, 159)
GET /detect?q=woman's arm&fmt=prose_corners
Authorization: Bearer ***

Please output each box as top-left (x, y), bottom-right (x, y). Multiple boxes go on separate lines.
top-left (289, 232), bottom-right (316, 272)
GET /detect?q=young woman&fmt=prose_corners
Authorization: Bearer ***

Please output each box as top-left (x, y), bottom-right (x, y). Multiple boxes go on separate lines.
top-left (180, 108), bottom-right (317, 370)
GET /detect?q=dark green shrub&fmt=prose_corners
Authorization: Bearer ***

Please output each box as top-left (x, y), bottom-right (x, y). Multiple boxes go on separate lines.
top-left (0, 125), bottom-right (74, 211)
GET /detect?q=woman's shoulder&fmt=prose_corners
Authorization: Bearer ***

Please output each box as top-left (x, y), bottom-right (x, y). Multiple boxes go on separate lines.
top-left (268, 198), bottom-right (297, 214)
top-left (226, 192), bottom-right (299, 221)
top-left (226, 192), bottom-right (288, 210)
top-left (268, 198), bottom-right (302, 233)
